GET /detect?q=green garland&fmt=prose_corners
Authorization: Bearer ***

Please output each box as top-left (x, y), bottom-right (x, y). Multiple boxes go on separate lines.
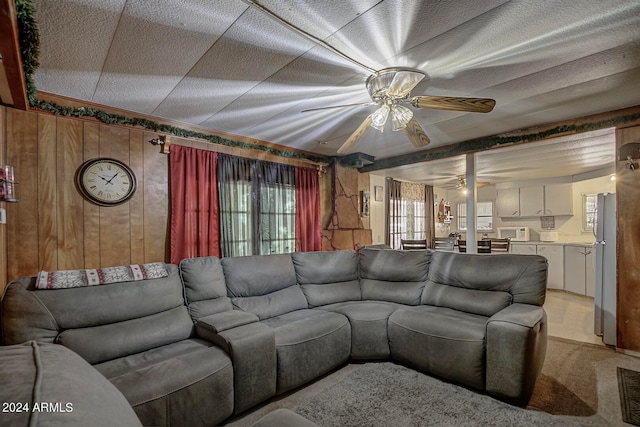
top-left (14, 0), bottom-right (328, 163)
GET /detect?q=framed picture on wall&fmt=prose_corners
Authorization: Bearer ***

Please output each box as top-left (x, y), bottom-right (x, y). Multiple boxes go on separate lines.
top-left (374, 185), bottom-right (383, 201)
top-left (361, 190), bottom-right (370, 217)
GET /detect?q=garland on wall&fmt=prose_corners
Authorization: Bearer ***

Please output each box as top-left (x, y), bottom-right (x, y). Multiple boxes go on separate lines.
top-left (13, 0), bottom-right (328, 164)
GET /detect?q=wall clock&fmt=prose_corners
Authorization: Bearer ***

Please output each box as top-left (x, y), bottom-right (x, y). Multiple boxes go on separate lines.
top-left (76, 158), bottom-right (137, 206)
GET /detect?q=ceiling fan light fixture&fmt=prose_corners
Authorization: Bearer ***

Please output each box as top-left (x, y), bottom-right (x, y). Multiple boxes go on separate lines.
top-left (370, 104), bottom-right (390, 132)
top-left (391, 105), bottom-right (413, 131)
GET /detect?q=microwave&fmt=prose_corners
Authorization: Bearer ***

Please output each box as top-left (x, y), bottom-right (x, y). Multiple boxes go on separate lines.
top-left (497, 226), bottom-right (530, 241)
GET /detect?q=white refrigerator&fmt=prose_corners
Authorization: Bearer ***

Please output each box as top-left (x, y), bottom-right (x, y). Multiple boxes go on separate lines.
top-left (594, 193), bottom-right (616, 346)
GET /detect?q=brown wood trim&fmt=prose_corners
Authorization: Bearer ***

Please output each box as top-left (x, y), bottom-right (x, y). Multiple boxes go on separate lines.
top-left (0, 0), bottom-right (28, 110)
top-left (35, 91), bottom-right (329, 161)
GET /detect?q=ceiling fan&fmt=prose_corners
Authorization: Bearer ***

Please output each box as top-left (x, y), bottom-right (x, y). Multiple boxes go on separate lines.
top-left (456, 175), bottom-right (490, 194)
top-left (302, 67), bottom-right (496, 154)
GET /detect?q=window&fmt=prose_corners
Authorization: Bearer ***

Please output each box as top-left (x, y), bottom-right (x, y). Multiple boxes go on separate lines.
top-left (259, 184), bottom-right (296, 254)
top-left (388, 180), bottom-right (427, 250)
top-left (583, 194), bottom-right (598, 231)
top-left (457, 201), bottom-right (493, 231)
top-left (389, 198), bottom-right (426, 249)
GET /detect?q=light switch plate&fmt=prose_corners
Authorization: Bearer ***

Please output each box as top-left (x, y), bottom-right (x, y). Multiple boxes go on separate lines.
top-left (0, 208), bottom-right (6, 224)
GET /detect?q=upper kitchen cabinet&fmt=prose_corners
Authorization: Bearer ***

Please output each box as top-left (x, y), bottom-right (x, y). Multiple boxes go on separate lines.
top-left (544, 183), bottom-right (573, 215)
top-left (496, 187), bottom-right (520, 217)
top-left (497, 183), bottom-right (573, 217)
top-left (520, 186), bottom-right (545, 216)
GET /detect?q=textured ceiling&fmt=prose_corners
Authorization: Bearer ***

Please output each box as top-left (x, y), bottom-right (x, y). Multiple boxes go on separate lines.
top-left (31, 0), bottom-right (640, 185)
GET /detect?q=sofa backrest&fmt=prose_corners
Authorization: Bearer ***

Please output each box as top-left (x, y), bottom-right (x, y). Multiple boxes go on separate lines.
top-left (358, 248), bottom-right (431, 305)
top-left (422, 251), bottom-right (547, 317)
top-left (0, 264), bottom-right (194, 364)
top-left (222, 254), bottom-right (307, 320)
top-left (291, 250), bottom-right (360, 308)
top-left (179, 256), bottom-right (233, 320)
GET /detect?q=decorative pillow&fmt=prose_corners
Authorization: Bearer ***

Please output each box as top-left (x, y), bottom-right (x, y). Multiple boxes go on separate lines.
top-left (35, 262), bottom-right (168, 289)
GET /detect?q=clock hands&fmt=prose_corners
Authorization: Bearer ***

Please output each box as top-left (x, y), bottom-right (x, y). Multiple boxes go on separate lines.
top-left (105, 172), bottom-right (119, 185)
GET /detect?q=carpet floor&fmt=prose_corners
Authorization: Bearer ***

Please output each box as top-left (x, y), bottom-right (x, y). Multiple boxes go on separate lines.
top-left (223, 337), bottom-right (640, 426)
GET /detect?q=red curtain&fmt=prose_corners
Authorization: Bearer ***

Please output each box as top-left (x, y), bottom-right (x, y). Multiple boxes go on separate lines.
top-left (295, 167), bottom-right (321, 252)
top-left (169, 145), bottom-right (220, 264)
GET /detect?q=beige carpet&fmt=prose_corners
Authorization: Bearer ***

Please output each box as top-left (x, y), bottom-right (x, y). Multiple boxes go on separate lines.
top-left (222, 337), bottom-right (640, 426)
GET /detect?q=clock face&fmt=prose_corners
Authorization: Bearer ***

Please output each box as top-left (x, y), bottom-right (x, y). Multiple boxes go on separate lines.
top-left (77, 158), bottom-right (137, 206)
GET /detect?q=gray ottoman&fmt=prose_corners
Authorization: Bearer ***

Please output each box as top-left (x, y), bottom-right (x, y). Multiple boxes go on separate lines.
top-left (251, 408), bottom-right (319, 427)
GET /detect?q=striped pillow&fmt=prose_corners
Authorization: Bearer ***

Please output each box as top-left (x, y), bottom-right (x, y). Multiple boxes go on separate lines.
top-left (35, 262), bottom-right (168, 289)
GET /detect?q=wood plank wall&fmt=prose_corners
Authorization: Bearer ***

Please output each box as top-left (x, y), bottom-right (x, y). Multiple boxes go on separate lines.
top-left (2, 107), bottom-right (168, 285)
top-left (616, 125), bottom-right (640, 352)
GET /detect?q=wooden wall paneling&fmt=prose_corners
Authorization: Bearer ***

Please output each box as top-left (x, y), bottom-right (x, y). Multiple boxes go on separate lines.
top-left (56, 117), bottom-right (84, 270)
top-left (98, 125), bottom-right (131, 267)
top-left (0, 107), bottom-right (6, 289)
top-left (143, 132), bottom-right (168, 263)
top-left (37, 114), bottom-right (58, 271)
top-left (129, 129), bottom-right (145, 264)
top-left (6, 108), bottom-right (39, 279)
top-left (616, 125), bottom-right (640, 352)
top-left (82, 122), bottom-right (101, 268)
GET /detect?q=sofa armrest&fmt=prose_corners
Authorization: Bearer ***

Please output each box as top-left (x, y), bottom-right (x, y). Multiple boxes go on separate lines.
top-left (196, 310), bottom-right (259, 334)
top-left (196, 320), bottom-right (276, 415)
top-left (485, 303), bottom-right (547, 406)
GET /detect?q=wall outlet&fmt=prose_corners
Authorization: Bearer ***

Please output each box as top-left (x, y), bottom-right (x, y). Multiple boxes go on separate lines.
top-left (0, 208), bottom-right (6, 224)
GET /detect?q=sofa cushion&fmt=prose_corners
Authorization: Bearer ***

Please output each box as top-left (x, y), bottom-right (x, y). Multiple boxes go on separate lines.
top-left (317, 301), bottom-right (404, 359)
top-left (179, 256), bottom-right (233, 319)
top-left (1, 341), bottom-right (141, 427)
top-left (388, 306), bottom-right (487, 390)
top-left (222, 254), bottom-right (307, 319)
top-left (358, 248), bottom-right (431, 305)
top-left (57, 307), bottom-right (194, 364)
top-left (426, 251), bottom-right (547, 308)
top-left (95, 338), bottom-right (233, 426)
top-left (291, 250), bottom-right (360, 307)
top-left (261, 309), bottom-right (351, 393)
top-left (421, 281), bottom-right (512, 317)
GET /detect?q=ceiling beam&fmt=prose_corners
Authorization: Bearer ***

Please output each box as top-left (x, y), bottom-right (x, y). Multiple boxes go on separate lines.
top-left (360, 105), bottom-right (640, 173)
top-left (0, 0), bottom-right (28, 110)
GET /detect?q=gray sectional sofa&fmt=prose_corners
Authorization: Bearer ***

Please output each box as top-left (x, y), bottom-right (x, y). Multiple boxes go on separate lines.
top-left (0, 248), bottom-right (548, 426)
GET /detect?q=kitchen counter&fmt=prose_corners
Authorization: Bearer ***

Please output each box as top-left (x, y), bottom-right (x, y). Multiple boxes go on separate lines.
top-left (510, 241), bottom-right (594, 247)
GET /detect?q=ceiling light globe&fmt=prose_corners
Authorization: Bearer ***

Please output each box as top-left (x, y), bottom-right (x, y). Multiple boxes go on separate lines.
top-left (391, 105), bottom-right (414, 131)
top-left (370, 105), bottom-right (390, 132)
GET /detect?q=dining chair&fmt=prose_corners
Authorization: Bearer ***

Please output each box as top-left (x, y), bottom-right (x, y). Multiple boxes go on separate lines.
top-left (458, 240), bottom-right (467, 253)
top-left (431, 237), bottom-right (455, 251)
top-left (489, 238), bottom-right (511, 252)
top-left (478, 239), bottom-right (491, 254)
top-left (401, 239), bottom-right (427, 250)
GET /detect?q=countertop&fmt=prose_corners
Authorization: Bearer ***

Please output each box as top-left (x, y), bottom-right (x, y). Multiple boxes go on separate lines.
top-left (510, 241), bottom-right (595, 247)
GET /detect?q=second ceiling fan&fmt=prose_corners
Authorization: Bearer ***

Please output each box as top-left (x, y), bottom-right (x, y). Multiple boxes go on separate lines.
top-left (303, 67), bottom-right (496, 154)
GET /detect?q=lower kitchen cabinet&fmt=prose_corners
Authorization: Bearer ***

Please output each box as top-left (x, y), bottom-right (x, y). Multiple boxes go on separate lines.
top-left (536, 244), bottom-right (564, 290)
top-left (564, 245), bottom-right (595, 296)
top-left (512, 243), bottom-right (563, 290)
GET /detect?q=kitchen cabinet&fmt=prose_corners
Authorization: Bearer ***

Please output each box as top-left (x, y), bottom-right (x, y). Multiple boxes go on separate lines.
top-left (511, 244), bottom-right (537, 255)
top-left (537, 244), bottom-right (564, 290)
top-left (497, 183), bottom-right (573, 217)
top-left (496, 187), bottom-right (520, 217)
top-left (564, 245), bottom-right (595, 296)
top-left (520, 186), bottom-right (544, 216)
top-left (544, 183), bottom-right (573, 215)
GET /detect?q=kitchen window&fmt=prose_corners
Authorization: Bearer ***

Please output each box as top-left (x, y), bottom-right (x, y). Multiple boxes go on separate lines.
top-left (583, 194), bottom-right (598, 231)
top-left (457, 201), bottom-right (493, 231)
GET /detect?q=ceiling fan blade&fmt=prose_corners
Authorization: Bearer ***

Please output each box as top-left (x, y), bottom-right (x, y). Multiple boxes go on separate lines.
top-left (337, 116), bottom-right (373, 154)
top-left (388, 71), bottom-right (425, 98)
top-left (301, 102), bottom-right (375, 113)
top-left (402, 118), bottom-right (430, 148)
top-left (411, 96), bottom-right (496, 113)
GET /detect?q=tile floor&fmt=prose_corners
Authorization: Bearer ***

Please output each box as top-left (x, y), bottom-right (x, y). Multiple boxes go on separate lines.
top-left (544, 289), bottom-right (605, 346)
